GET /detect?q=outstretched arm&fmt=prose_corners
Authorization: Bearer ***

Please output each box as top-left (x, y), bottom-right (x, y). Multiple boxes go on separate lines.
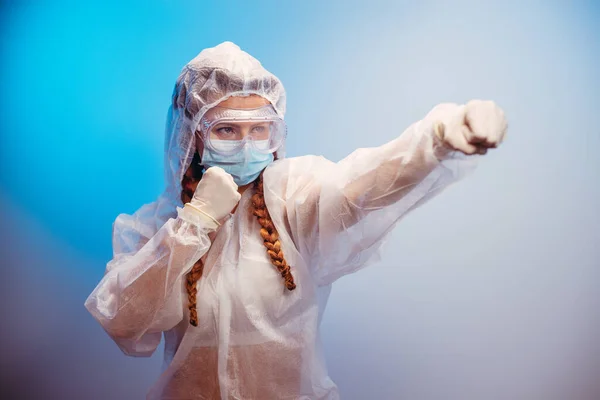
top-left (267, 100), bottom-right (506, 285)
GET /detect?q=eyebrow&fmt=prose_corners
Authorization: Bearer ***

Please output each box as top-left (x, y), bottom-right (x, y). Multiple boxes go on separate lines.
top-left (214, 122), bottom-right (269, 129)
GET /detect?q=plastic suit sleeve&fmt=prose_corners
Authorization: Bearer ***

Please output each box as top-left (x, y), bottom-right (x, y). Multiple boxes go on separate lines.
top-left (265, 103), bottom-right (478, 286)
top-left (84, 206), bottom-right (213, 357)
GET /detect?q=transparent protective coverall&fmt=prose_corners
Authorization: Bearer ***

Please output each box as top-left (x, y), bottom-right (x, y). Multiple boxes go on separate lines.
top-left (85, 42), bottom-right (480, 399)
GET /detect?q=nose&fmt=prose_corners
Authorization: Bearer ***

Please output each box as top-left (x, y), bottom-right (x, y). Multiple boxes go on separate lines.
top-left (239, 127), bottom-right (252, 139)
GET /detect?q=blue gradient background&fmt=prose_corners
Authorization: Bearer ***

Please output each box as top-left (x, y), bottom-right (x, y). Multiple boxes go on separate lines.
top-left (1, 1), bottom-right (599, 399)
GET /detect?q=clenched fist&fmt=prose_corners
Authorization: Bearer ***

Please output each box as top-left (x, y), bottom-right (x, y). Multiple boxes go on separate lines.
top-left (435, 100), bottom-right (507, 156)
top-left (186, 166), bottom-right (241, 229)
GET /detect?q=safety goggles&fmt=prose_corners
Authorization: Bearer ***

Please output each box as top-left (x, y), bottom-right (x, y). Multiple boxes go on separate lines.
top-left (197, 105), bottom-right (286, 156)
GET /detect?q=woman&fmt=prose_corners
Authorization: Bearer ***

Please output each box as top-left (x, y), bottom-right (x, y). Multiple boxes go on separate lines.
top-left (85, 41), bottom-right (507, 399)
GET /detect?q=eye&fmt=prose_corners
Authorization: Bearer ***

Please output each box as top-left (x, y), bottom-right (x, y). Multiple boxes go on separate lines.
top-left (215, 126), bottom-right (236, 136)
top-left (251, 125), bottom-right (269, 135)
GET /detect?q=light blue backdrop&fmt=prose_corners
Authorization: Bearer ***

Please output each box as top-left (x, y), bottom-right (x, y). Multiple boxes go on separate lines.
top-left (1, 1), bottom-right (598, 399)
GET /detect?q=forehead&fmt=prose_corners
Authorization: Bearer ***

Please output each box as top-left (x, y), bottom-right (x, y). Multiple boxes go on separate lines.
top-left (201, 97), bottom-right (278, 128)
top-left (217, 94), bottom-right (270, 109)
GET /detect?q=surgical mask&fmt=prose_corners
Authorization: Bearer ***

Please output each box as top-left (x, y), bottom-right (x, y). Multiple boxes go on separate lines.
top-left (201, 140), bottom-right (274, 186)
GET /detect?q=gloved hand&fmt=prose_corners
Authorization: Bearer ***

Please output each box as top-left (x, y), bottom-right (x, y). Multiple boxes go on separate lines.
top-left (434, 100), bottom-right (507, 156)
top-left (184, 166), bottom-right (241, 229)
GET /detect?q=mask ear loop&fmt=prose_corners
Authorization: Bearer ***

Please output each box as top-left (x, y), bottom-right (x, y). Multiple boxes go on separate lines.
top-left (194, 127), bottom-right (208, 174)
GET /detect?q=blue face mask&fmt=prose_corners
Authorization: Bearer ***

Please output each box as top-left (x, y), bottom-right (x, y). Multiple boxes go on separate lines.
top-left (201, 140), bottom-right (274, 186)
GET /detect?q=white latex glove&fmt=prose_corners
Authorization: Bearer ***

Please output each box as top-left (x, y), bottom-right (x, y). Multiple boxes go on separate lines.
top-left (434, 100), bottom-right (507, 156)
top-left (184, 166), bottom-right (241, 230)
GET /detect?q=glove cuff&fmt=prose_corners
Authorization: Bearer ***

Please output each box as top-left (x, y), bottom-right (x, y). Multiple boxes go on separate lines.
top-left (178, 204), bottom-right (220, 231)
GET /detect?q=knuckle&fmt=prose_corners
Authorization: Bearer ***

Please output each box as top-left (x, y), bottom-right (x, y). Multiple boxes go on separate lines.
top-left (205, 166), bottom-right (222, 177)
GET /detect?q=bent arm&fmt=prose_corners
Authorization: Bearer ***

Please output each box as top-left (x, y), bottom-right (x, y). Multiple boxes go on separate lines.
top-left (84, 207), bottom-right (212, 356)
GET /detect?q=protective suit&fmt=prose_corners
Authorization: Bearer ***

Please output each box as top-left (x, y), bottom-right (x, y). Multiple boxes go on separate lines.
top-left (85, 42), bottom-right (479, 399)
